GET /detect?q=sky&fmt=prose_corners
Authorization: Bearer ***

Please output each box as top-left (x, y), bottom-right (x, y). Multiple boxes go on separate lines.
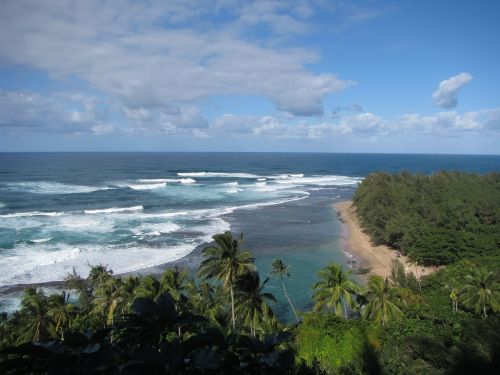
top-left (0, 0), bottom-right (499, 154)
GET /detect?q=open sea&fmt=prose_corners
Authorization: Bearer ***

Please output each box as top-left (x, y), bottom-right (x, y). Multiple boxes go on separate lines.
top-left (1, 152), bottom-right (499, 318)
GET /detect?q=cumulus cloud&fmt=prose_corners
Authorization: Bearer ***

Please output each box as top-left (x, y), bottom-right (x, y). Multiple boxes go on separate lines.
top-left (0, 0), bottom-right (351, 117)
top-left (0, 90), bottom-right (109, 134)
top-left (337, 113), bottom-right (384, 134)
top-left (211, 114), bottom-right (286, 135)
top-left (432, 72), bottom-right (473, 108)
top-left (209, 108), bottom-right (500, 140)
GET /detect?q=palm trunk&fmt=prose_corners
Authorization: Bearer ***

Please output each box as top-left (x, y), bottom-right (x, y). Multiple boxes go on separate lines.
top-left (414, 264), bottom-right (422, 291)
top-left (342, 298), bottom-right (348, 319)
top-left (56, 316), bottom-right (62, 338)
top-left (281, 279), bottom-right (300, 323)
top-left (230, 284), bottom-right (235, 329)
top-left (35, 321), bottom-right (41, 341)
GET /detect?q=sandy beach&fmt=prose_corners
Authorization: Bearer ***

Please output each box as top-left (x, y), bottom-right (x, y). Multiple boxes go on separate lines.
top-left (334, 201), bottom-right (437, 280)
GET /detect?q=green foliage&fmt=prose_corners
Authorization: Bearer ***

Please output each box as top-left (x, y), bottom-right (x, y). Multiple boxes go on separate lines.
top-left (296, 313), bottom-right (380, 374)
top-left (353, 171), bottom-right (500, 266)
top-left (361, 276), bottom-right (406, 325)
top-left (313, 263), bottom-right (360, 319)
top-left (1, 229), bottom-right (499, 373)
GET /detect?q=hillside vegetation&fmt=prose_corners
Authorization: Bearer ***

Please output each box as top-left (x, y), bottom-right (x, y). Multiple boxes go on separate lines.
top-left (353, 171), bottom-right (500, 265)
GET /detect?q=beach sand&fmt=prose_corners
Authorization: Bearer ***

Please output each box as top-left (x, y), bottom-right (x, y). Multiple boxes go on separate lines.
top-left (334, 201), bottom-right (438, 280)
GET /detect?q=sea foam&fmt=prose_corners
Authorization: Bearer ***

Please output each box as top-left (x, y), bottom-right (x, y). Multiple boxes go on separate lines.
top-left (2, 181), bottom-right (110, 194)
top-left (84, 206), bottom-right (144, 214)
top-left (178, 172), bottom-right (261, 178)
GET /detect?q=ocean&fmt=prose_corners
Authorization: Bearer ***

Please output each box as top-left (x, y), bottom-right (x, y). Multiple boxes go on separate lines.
top-left (1, 152), bottom-right (499, 318)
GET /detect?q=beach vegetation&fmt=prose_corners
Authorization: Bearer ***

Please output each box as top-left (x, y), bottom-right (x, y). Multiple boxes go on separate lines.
top-left (353, 171), bottom-right (500, 266)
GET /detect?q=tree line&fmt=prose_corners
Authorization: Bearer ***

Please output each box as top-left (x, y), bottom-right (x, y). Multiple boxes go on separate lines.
top-left (352, 171), bottom-right (500, 265)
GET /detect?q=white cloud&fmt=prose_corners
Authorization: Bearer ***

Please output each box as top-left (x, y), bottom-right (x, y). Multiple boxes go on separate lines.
top-left (0, 90), bottom-right (107, 134)
top-left (0, 0), bottom-right (351, 117)
top-left (432, 72), bottom-right (473, 108)
top-left (209, 108), bottom-right (500, 140)
top-left (337, 112), bottom-right (384, 134)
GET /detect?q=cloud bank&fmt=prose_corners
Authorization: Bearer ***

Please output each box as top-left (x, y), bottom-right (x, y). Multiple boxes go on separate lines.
top-left (0, 0), bottom-right (351, 118)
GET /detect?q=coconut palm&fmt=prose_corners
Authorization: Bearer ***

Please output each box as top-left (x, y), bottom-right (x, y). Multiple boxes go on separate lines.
top-left (17, 288), bottom-right (53, 343)
top-left (461, 267), bottom-right (499, 318)
top-left (47, 291), bottom-right (74, 339)
top-left (160, 266), bottom-right (195, 307)
top-left (270, 259), bottom-right (300, 323)
top-left (92, 277), bottom-right (134, 326)
top-left (197, 231), bottom-right (255, 329)
top-left (65, 267), bottom-right (92, 309)
top-left (235, 270), bottom-right (277, 337)
top-left (134, 275), bottom-right (162, 300)
top-left (313, 263), bottom-right (359, 318)
top-left (362, 275), bottom-right (405, 325)
top-left (88, 264), bottom-right (113, 290)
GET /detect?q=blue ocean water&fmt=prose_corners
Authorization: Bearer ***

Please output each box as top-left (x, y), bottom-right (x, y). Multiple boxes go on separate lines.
top-left (1, 152), bottom-right (499, 316)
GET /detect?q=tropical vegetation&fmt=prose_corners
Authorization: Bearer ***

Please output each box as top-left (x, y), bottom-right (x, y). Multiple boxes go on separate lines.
top-left (353, 171), bottom-right (500, 265)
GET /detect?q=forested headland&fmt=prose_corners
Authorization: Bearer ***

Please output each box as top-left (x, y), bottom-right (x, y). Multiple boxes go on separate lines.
top-left (353, 171), bottom-right (500, 266)
top-left (1, 172), bottom-right (499, 374)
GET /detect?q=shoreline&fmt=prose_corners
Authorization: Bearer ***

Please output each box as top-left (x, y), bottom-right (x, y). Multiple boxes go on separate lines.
top-left (334, 201), bottom-right (438, 280)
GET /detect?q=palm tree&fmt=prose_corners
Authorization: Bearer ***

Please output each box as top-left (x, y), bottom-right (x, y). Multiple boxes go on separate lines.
top-left (17, 288), bottom-right (53, 343)
top-left (160, 266), bottom-right (195, 307)
top-left (461, 267), bottom-right (499, 318)
top-left (270, 259), bottom-right (300, 323)
top-left (134, 275), bottom-right (162, 300)
top-left (92, 277), bottom-right (134, 326)
top-left (313, 263), bottom-right (359, 318)
top-left (88, 264), bottom-right (113, 290)
top-left (197, 231), bottom-right (255, 329)
top-left (235, 271), bottom-right (277, 337)
top-left (47, 291), bottom-right (74, 339)
top-left (65, 267), bottom-right (92, 309)
top-left (445, 278), bottom-right (460, 313)
top-left (361, 275), bottom-right (405, 325)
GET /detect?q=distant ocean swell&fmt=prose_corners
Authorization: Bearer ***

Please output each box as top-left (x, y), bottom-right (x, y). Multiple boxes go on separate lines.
top-left (0, 172), bottom-right (362, 287)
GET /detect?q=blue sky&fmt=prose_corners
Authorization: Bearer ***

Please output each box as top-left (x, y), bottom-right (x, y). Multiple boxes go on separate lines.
top-left (0, 0), bottom-right (499, 153)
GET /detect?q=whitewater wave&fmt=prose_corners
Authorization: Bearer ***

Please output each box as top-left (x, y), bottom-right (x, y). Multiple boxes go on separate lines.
top-left (138, 178), bottom-right (196, 184)
top-left (0, 211), bottom-right (61, 218)
top-left (2, 181), bottom-right (110, 194)
top-left (275, 175), bottom-right (362, 186)
top-left (269, 174), bottom-right (304, 179)
top-left (178, 172), bottom-right (261, 178)
top-left (30, 238), bottom-right (52, 243)
top-left (128, 182), bottom-right (167, 190)
top-left (0, 217), bottom-right (229, 286)
top-left (132, 222), bottom-right (181, 237)
top-left (84, 206), bottom-right (144, 214)
top-left (0, 202), bottom-right (5, 208)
